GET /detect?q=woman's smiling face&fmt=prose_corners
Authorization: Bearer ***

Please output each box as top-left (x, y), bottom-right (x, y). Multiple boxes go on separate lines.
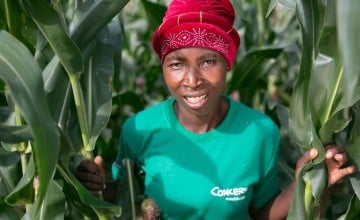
top-left (162, 47), bottom-right (229, 116)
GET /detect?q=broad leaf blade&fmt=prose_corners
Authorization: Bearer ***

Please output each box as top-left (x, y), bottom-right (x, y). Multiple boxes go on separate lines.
top-left (34, 179), bottom-right (65, 220)
top-left (227, 47), bottom-right (283, 93)
top-left (0, 124), bottom-right (32, 144)
top-left (348, 103), bottom-right (360, 199)
top-left (336, 0), bottom-right (360, 108)
top-left (289, 0), bottom-right (326, 154)
top-left (70, 0), bottom-right (130, 50)
top-left (140, 0), bottom-right (167, 30)
top-left (0, 147), bottom-right (21, 198)
top-left (5, 155), bottom-right (35, 205)
top-left (0, 31), bottom-right (60, 217)
top-left (57, 130), bottom-right (122, 219)
top-left (84, 27), bottom-right (114, 150)
top-left (288, 0), bottom-right (327, 218)
top-left (57, 163), bottom-right (122, 219)
top-left (20, 0), bottom-right (84, 76)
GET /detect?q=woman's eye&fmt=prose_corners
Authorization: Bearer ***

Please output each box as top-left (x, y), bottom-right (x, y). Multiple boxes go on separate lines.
top-left (169, 62), bottom-right (183, 69)
top-left (203, 59), bottom-right (216, 66)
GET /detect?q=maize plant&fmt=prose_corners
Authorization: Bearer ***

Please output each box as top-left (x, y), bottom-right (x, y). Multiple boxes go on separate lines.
top-left (0, 0), bottom-right (360, 219)
top-left (0, 0), bottom-right (130, 219)
top-left (268, 0), bottom-right (360, 219)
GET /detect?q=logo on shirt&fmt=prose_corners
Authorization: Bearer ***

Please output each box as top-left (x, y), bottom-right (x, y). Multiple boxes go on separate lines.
top-left (210, 186), bottom-right (248, 201)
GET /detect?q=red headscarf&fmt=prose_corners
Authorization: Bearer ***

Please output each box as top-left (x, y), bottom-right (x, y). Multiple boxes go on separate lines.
top-left (152, 0), bottom-right (240, 69)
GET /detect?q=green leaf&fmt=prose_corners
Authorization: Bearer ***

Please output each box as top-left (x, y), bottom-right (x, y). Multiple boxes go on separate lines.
top-left (309, 53), bottom-right (351, 144)
top-left (57, 130), bottom-right (122, 219)
top-left (266, 0), bottom-right (297, 18)
top-left (0, 147), bottom-right (21, 197)
top-left (227, 47), bottom-right (283, 93)
top-left (112, 91), bottom-right (146, 114)
top-left (57, 163), bottom-right (122, 219)
top-left (266, 0), bottom-right (279, 18)
top-left (3, 0), bottom-right (22, 40)
top-left (337, 0), bottom-right (360, 108)
top-left (83, 27), bottom-right (114, 151)
top-left (0, 124), bottom-right (32, 144)
top-left (0, 203), bottom-right (23, 220)
top-left (287, 162), bottom-right (311, 220)
top-left (40, 0), bottom-right (130, 153)
top-left (0, 30), bottom-right (60, 217)
top-left (20, 0), bottom-right (84, 76)
top-left (140, 0), bottom-right (167, 30)
top-left (70, 0), bottom-right (130, 50)
top-left (339, 194), bottom-right (360, 220)
top-left (29, 179), bottom-right (66, 220)
top-left (348, 102), bottom-right (360, 199)
top-left (42, 0), bottom-right (131, 94)
top-left (5, 155), bottom-right (35, 205)
top-left (288, 0), bottom-right (327, 218)
top-left (289, 0), bottom-right (326, 154)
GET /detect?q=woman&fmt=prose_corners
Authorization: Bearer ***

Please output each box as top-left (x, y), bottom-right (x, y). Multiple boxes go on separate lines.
top-left (75, 0), bottom-right (356, 219)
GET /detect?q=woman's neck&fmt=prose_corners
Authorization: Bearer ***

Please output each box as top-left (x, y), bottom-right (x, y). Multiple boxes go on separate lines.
top-left (174, 96), bottom-right (229, 133)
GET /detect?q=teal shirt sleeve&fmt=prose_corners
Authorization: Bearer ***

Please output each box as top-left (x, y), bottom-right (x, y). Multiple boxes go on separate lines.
top-left (250, 118), bottom-right (281, 208)
top-left (111, 125), bottom-right (128, 180)
top-left (111, 116), bottom-right (141, 180)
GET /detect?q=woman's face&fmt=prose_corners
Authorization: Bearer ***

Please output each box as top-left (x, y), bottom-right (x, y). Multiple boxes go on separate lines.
top-left (162, 47), bottom-right (229, 116)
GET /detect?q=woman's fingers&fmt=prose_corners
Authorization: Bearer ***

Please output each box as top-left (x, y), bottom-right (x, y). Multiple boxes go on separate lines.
top-left (324, 145), bottom-right (356, 185)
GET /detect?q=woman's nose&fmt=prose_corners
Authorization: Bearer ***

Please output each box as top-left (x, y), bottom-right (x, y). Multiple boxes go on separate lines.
top-left (184, 67), bottom-right (202, 89)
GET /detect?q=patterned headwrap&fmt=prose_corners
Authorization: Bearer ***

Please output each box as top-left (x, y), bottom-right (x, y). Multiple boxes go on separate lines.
top-left (152, 0), bottom-right (240, 69)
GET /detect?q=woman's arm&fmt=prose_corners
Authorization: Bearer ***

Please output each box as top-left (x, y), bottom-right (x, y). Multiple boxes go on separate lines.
top-left (250, 146), bottom-right (356, 220)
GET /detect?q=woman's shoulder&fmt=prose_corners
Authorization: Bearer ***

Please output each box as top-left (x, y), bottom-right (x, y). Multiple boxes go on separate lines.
top-left (228, 97), bottom-right (271, 119)
top-left (123, 98), bottom-right (172, 128)
top-left (227, 97), bottom-right (278, 131)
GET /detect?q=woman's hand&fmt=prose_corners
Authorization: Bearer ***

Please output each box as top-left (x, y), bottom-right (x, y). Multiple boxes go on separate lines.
top-left (75, 155), bottom-right (105, 196)
top-left (295, 145), bottom-right (356, 187)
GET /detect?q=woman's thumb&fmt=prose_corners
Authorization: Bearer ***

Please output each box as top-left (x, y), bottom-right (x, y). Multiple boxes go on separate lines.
top-left (94, 155), bottom-right (105, 177)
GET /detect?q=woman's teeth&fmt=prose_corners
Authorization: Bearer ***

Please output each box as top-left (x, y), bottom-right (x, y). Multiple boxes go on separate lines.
top-left (186, 95), bottom-right (206, 103)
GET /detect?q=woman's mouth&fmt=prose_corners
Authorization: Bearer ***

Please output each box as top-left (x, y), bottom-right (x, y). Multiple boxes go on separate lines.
top-left (184, 94), bottom-right (207, 106)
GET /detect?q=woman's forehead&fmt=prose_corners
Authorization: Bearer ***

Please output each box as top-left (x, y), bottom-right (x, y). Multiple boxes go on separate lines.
top-left (164, 47), bottom-right (224, 60)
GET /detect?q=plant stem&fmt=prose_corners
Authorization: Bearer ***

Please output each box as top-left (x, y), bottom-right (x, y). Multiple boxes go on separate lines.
top-left (15, 106), bottom-right (31, 211)
top-left (125, 159), bottom-right (137, 220)
top-left (69, 75), bottom-right (91, 157)
top-left (14, 106), bottom-right (27, 173)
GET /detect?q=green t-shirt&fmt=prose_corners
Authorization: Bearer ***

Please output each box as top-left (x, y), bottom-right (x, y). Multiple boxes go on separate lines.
top-left (112, 96), bottom-right (280, 219)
